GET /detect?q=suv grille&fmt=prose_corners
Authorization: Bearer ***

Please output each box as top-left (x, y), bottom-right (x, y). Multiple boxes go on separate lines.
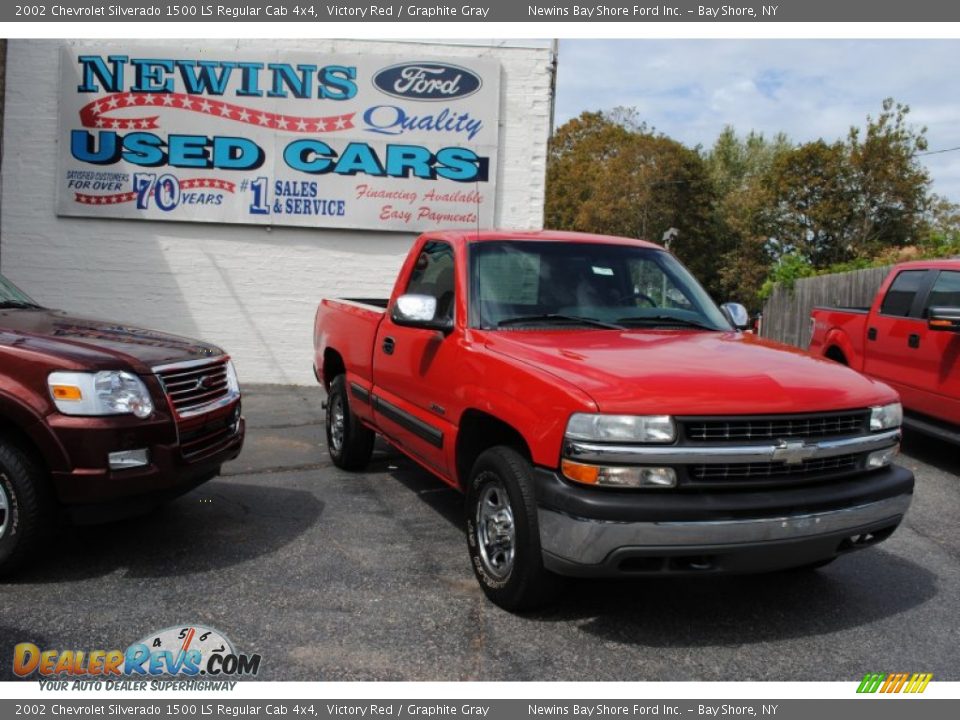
top-left (689, 453), bottom-right (861, 484)
top-left (157, 358), bottom-right (231, 416)
top-left (683, 412), bottom-right (867, 442)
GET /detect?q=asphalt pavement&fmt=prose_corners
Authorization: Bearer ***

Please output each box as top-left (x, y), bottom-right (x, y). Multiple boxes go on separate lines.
top-left (2, 384), bottom-right (958, 681)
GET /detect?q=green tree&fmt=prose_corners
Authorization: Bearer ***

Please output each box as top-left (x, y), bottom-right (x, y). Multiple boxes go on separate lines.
top-left (545, 110), bottom-right (720, 292)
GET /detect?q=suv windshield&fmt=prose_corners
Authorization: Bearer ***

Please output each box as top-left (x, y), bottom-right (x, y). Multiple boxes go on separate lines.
top-left (470, 240), bottom-right (730, 331)
top-left (0, 273), bottom-right (40, 308)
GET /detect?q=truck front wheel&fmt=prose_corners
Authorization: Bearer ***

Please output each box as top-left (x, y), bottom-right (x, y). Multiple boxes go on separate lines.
top-left (0, 439), bottom-right (51, 576)
top-left (325, 375), bottom-right (375, 471)
top-left (466, 446), bottom-right (561, 611)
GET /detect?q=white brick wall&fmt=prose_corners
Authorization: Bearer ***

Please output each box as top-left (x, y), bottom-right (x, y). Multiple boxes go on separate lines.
top-left (0, 39), bottom-right (553, 385)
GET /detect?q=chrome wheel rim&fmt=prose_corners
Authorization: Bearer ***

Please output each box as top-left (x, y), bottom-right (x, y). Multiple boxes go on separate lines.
top-left (0, 477), bottom-right (9, 541)
top-left (330, 396), bottom-right (345, 453)
top-left (475, 480), bottom-right (516, 580)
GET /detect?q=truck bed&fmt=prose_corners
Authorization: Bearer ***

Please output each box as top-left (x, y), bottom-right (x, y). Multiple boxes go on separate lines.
top-left (313, 297), bottom-right (388, 388)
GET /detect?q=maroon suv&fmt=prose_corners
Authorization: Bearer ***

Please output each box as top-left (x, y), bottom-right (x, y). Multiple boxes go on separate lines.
top-left (0, 272), bottom-right (244, 573)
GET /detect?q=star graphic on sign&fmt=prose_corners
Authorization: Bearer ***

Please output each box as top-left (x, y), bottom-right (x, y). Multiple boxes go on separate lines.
top-left (199, 100), bottom-right (213, 113)
top-left (238, 109), bottom-right (251, 122)
top-left (106, 96), bottom-right (120, 109)
top-left (111, 119), bottom-right (120, 129)
top-left (138, 119), bottom-right (150, 128)
top-left (94, 102), bottom-right (103, 114)
top-left (296, 119), bottom-right (307, 131)
top-left (181, 97), bottom-right (194, 109)
top-left (276, 117), bottom-right (289, 129)
top-left (334, 116), bottom-right (347, 130)
top-left (143, 94), bottom-right (156, 105)
top-left (315, 119), bottom-right (326, 131)
top-left (257, 114), bottom-right (271, 126)
top-left (219, 104), bottom-right (233, 117)
top-left (125, 94), bottom-right (139, 105)
top-left (96, 119), bottom-right (106, 127)
top-left (161, 94), bottom-right (174, 106)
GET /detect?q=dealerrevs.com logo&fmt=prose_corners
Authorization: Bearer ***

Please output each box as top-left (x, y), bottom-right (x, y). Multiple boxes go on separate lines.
top-left (857, 672), bottom-right (933, 694)
top-left (13, 625), bottom-right (261, 689)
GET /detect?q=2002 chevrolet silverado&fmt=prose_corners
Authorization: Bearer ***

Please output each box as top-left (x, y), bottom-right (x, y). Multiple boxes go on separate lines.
top-left (1, 273), bottom-right (244, 575)
top-left (313, 230), bottom-right (914, 610)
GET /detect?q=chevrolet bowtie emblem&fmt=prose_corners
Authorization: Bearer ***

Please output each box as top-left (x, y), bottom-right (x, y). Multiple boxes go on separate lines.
top-left (772, 439), bottom-right (818, 465)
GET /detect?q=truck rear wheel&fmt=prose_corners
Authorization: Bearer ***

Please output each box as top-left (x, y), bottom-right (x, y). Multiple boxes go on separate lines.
top-left (466, 446), bottom-right (561, 611)
top-left (325, 375), bottom-right (375, 471)
top-left (0, 439), bottom-right (51, 576)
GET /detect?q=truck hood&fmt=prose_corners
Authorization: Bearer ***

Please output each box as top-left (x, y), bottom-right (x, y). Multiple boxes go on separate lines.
top-left (482, 329), bottom-right (897, 415)
top-left (0, 308), bottom-right (224, 372)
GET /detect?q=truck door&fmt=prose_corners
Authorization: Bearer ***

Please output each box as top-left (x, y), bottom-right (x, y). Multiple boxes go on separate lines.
top-left (371, 239), bottom-right (460, 481)
top-left (863, 268), bottom-right (935, 409)
top-left (913, 269), bottom-right (960, 423)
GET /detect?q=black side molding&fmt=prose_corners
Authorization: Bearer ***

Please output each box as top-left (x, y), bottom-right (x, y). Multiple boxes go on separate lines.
top-left (371, 394), bottom-right (444, 449)
top-left (350, 382), bottom-right (371, 405)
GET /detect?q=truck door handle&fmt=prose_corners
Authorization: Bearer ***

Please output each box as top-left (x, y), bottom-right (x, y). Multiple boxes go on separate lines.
top-left (382, 336), bottom-right (395, 355)
top-left (908, 333), bottom-right (920, 349)
top-left (867, 327), bottom-right (878, 341)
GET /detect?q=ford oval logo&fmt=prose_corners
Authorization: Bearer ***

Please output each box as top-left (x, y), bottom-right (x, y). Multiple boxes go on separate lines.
top-left (372, 62), bottom-right (482, 101)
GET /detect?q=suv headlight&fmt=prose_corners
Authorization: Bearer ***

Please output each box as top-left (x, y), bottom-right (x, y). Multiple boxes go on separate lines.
top-left (565, 413), bottom-right (676, 443)
top-left (48, 371), bottom-right (154, 419)
top-left (870, 402), bottom-right (902, 431)
top-left (225, 359), bottom-right (240, 394)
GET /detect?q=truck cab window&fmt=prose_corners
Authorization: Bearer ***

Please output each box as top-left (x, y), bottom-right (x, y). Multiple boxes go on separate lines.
top-left (406, 241), bottom-right (455, 320)
top-left (879, 270), bottom-right (927, 317)
top-left (924, 271), bottom-right (960, 314)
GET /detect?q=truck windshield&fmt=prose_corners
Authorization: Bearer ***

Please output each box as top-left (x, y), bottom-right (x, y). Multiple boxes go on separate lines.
top-left (470, 240), bottom-right (730, 331)
top-left (0, 273), bottom-right (40, 308)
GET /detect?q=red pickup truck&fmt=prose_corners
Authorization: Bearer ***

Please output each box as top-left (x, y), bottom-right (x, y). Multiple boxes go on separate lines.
top-left (810, 259), bottom-right (960, 442)
top-left (314, 230), bottom-right (914, 610)
top-left (1, 273), bottom-right (244, 574)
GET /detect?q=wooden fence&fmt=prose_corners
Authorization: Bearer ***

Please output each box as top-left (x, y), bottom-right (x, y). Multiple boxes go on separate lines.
top-left (759, 265), bottom-right (892, 349)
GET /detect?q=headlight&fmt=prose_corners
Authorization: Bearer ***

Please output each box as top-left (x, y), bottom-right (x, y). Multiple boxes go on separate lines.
top-left (562, 460), bottom-right (677, 488)
top-left (870, 402), bottom-right (902, 431)
top-left (225, 359), bottom-right (240, 394)
top-left (48, 370), bottom-right (154, 419)
top-left (565, 413), bottom-right (676, 443)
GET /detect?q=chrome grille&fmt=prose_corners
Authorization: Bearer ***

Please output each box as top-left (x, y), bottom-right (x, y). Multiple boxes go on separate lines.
top-left (683, 412), bottom-right (867, 442)
top-left (156, 358), bottom-right (231, 416)
top-left (690, 453), bottom-right (861, 483)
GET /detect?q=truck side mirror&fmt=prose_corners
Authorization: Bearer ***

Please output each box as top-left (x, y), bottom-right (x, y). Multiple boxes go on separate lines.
top-left (721, 302), bottom-right (751, 331)
top-left (391, 294), bottom-right (454, 334)
top-left (927, 306), bottom-right (960, 333)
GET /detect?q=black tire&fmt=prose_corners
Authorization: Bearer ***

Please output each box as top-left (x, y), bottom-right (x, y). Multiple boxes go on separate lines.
top-left (325, 375), bottom-right (375, 471)
top-left (0, 439), bottom-right (52, 577)
top-left (465, 446), bottom-right (562, 611)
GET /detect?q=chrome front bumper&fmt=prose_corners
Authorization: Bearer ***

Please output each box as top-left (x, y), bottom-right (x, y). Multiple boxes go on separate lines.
top-left (538, 492), bottom-right (912, 574)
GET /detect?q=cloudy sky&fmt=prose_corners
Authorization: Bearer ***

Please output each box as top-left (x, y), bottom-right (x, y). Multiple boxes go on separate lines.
top-left (554, 40), bottom-right (960, 202)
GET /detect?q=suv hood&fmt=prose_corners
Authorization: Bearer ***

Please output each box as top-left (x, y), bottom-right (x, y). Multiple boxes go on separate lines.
top-left (0, 308), bottom-right (224, 372)
top-left (483, 329), bottom-right (897, 415)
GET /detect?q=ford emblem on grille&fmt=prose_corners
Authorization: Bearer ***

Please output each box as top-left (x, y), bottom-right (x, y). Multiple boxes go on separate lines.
top-left (372, 62), bottom-right (482, 101)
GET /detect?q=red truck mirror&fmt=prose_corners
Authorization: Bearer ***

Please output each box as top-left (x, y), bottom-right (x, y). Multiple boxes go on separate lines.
top-left (391, 294), bottom-right (454, 334)
top-left (928, 306), bottom-right (960, 333)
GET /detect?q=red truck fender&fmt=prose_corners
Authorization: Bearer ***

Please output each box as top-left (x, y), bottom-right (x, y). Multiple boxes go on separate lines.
top-left (819, 327), bottom-right (858, 369)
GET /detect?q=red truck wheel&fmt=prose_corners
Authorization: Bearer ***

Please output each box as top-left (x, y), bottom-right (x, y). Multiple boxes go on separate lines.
top-left (0, 439), bottom-right (51, 576)
top-left (325, 375), bottom-right (375, 471)
top-left (466, 446), bottom-right (561, 611)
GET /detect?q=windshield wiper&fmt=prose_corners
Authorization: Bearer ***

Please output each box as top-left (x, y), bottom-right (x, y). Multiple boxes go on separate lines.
top-left (497, 314), bottom-right (625, 330)
top-left (0, 300), bottom-right (41, 309)
top-left (616, 315), bottom-right (720, 331)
